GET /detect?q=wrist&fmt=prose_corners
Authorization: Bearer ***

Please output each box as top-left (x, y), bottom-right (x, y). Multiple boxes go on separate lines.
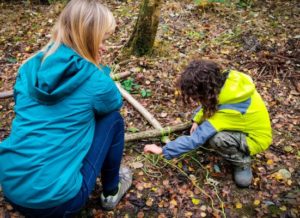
top-left (159, 147), bottom-right (163, 154)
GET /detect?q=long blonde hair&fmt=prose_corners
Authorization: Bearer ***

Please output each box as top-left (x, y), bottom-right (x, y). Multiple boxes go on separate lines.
top-left (43, 0), bottom-right (116, 66)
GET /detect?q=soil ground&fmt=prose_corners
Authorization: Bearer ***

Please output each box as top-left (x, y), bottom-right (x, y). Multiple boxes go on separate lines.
top-left (0, 0), bottom-right (299, 217)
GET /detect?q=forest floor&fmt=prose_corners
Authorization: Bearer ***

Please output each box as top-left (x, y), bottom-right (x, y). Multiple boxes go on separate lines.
top-left (0, 0), bottom-right (299, 217)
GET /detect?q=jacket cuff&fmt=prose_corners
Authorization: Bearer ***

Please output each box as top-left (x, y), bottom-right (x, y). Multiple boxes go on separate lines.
top-left (162, 146), bottom-right (172, 160)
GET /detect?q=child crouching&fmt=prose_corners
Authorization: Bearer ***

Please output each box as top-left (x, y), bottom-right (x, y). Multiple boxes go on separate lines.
top-left (144, 59), bottom-right (272, 188)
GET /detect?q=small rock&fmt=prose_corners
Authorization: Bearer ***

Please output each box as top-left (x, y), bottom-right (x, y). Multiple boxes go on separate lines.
top-left (263, 200), bottom-right (275, 206)
top-left (278, 169), bottom-right (292, 180)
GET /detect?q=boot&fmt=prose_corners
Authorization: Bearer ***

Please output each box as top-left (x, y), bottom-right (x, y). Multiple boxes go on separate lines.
top-left (101, 166), bottom-right (132, 210)
top-left (233, 164), bottom-right (253, 188)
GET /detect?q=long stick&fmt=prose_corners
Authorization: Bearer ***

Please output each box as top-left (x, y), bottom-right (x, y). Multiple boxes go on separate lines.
top-left (0, 72), bottom-right (131, 99)
top-left (125, 122), bottom-right (191, 142)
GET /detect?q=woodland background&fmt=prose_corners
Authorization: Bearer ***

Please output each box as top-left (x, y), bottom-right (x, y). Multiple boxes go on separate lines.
top-left (0, 0), bottom-right (299, 217)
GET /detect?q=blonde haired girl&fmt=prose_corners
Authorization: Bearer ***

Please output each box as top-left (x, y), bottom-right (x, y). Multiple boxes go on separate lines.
top-left (0, 0), bottom-right (132, 216)
top-left (44, 0), bottom-right (116, 66)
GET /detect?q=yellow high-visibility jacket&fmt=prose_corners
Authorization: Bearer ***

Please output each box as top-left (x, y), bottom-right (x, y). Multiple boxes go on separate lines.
top-left (162, 70), bottom-right (272, 159)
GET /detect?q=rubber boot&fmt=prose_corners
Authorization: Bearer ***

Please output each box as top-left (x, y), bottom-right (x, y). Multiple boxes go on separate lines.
top-left (232, 164), bottom-right (253, 188)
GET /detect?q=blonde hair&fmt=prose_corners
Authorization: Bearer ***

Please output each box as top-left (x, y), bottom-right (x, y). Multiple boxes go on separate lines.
top-left (43, 0), bottom-right (116, 66)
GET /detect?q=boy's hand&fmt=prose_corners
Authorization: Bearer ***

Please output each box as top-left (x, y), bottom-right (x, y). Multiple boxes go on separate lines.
top-left (144, 144), bottom-right (163, 155)
top-left (190, 122), bottom-right (198, 135)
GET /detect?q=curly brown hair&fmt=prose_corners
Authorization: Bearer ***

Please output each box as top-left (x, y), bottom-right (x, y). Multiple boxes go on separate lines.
top-left (177, 60), bottom-right (227, 120)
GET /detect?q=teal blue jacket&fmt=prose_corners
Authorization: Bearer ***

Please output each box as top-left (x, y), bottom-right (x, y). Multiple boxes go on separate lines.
top-left (0, 44), bottom-right (122, 209)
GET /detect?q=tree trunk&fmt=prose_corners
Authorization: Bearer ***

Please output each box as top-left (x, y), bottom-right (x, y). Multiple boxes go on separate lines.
top-left (126, 0), bottom-right (162, 56)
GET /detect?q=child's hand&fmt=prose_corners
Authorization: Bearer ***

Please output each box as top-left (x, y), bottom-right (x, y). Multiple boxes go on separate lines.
top-left (144, 144), bottom-right (163, 155)
top-left (190, 122), bottom-right (198, 135)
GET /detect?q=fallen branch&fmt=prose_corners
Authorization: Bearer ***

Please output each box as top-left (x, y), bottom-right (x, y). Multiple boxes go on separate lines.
top-left (116, 82), bottom-right (171, 142)
top-left (116, 82), bottom-right (164, 130)
top-left (0, 90), bottom-right (13, 99)
top-left (0, 72), bottom-right (131, 99)
top-left (125, 122), bottom-right (191, 142)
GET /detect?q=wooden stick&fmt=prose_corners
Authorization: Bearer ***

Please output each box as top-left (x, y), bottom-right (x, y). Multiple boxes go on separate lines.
top-left (125, 122), bottom-right (191, 142)
top-left (111, 71), bottom-right (131, 81)
top-left (0, 90), bottom-right (13, 99)
top-left (0, 72), bottom-right (131, 99)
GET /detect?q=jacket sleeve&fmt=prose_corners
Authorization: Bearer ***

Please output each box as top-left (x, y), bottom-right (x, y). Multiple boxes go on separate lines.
top-left (162, 121), bottom-right (217, 160)
top-left (193, 107), bottom-right (204, 124)
top-left (92, 68), bottom-right (123, 115)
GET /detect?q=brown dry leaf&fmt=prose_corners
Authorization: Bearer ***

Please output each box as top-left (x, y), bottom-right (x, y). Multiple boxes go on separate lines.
top-left (158, 214), bottom-right (166, 218)
top-left (131, 162), bottom-right (143, 169)
top-left (143, 182), bottom-right (152, 189)
top-left (136, 183), bottom-right (144, 191)
top-left (184, 211), bottom-right (193, 217)
top-left (158, 200), bottom-right (164, 208)
top-left (137, 211), bottom-right (144, 218)
top-left (162, 180), bottom-right (169, 186)
top-left (170, 199), bottom-right (177, 207)
top-left (200, 212), bottom-right (207, 217)
top-left (146, 198), bottom-right (154, 207)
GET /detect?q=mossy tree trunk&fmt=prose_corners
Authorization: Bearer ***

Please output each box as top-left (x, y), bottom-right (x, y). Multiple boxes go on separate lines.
top-left (126, 0), bottom-right (162, 56)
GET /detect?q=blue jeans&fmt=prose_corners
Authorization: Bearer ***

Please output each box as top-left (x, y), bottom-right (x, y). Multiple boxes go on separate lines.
top-left (8, 112), bottom-right (124, 217)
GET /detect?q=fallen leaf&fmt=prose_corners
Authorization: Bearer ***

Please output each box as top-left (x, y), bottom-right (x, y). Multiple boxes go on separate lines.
top-left (236, 202), bottom-right (242, 209)
top-left (284, 146), bottom-right (293, 153)
top-left (184, 211), bottom-right (193, 217)
top-left (200, 212), bottom-right (207, 217)
top-left (137, 211), bottom-right (144, 218)
top-left (267, 159), bottom-right (273, 165)
top-left (131, 162), bottom-right (143, 169)
top-left (146, 198), bottom-right (154, 207)
top-left (192, 198), bottom-right (200, 205)
top-left (143, 183), bottom-right (152, 189)
top-left (280, 205), bottom-right (287, 211)
top-left (200, 205), bottom-right (207, 211)
top-left (136, 183), bottom-right (144, 191)
top-left (160, 112), bottom-right (168, 118)
top-left (170, 199), bottom-right (178, 207)
top-left (254, 199), bottom-right (260, 206)
top-left (151, 187), bottom-right (157, 192)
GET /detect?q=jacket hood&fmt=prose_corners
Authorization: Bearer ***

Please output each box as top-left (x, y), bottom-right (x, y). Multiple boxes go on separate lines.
top-left (218, 70), bottom-right (255, 104)
top-left (20, 44), bottom-right (99, 105)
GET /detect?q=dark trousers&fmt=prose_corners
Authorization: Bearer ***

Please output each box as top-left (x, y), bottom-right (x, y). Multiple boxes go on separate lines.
top-left (208, 131), bottom-right (251, 167)
top-left (8, 112), bottom-right (124, 217)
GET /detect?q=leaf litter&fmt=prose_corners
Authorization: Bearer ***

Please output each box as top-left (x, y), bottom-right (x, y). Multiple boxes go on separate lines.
top-left (0, 0), bottom-right (299, 217)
